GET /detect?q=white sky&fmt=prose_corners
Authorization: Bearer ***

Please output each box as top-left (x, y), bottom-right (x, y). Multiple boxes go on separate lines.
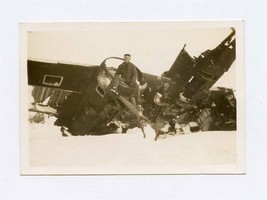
top-left (28, 22), bottom-right (236, 88)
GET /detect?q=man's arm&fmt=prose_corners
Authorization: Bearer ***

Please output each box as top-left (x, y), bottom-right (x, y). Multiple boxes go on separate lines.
top-left (131, 63), bottom-right (138, 83)
top-left (115, 64), bottom-right (122, 76)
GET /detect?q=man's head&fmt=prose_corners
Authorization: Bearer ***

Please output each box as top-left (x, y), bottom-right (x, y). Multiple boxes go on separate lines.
top-left (123, 54), bottom-right (131, 63)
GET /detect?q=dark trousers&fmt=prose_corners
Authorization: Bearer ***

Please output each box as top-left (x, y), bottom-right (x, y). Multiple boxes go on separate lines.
top-left (113, 76), bottom-right (140, 105)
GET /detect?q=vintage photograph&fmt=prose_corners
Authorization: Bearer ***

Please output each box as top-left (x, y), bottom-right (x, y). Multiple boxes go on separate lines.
top-left (20, 22), bottom-right (245, 174)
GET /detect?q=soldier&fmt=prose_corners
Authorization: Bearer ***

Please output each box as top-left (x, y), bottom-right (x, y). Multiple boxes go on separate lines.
top-left (115, 54), bottom-right (140, 105)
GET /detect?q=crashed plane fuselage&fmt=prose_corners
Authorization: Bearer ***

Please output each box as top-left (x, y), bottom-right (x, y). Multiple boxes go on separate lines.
top-left (28, 29), bottom-right (236, 139)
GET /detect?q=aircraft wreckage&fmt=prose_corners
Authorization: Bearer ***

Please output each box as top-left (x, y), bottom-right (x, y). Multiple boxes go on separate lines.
top-left (28, 29), bottom-right (236, 140)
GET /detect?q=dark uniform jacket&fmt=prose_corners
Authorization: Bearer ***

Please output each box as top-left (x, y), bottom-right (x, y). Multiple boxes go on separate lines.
top-left (116, 62), bottom-right (138, 85)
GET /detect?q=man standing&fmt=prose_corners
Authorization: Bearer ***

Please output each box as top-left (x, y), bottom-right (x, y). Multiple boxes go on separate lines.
top-left (115, 54), bottom-right (140, 105)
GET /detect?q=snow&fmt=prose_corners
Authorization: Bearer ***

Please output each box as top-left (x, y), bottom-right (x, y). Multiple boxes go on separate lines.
top-left (27, 116), bottom-right (237, 174)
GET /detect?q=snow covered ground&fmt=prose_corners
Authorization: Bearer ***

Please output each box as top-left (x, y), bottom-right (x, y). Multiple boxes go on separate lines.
top-left (25, 116), bottom-right (237, 174)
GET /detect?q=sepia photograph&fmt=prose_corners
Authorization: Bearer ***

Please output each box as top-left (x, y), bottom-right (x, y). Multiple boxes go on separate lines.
top-left (20, 21), bottom-right (245, 174)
